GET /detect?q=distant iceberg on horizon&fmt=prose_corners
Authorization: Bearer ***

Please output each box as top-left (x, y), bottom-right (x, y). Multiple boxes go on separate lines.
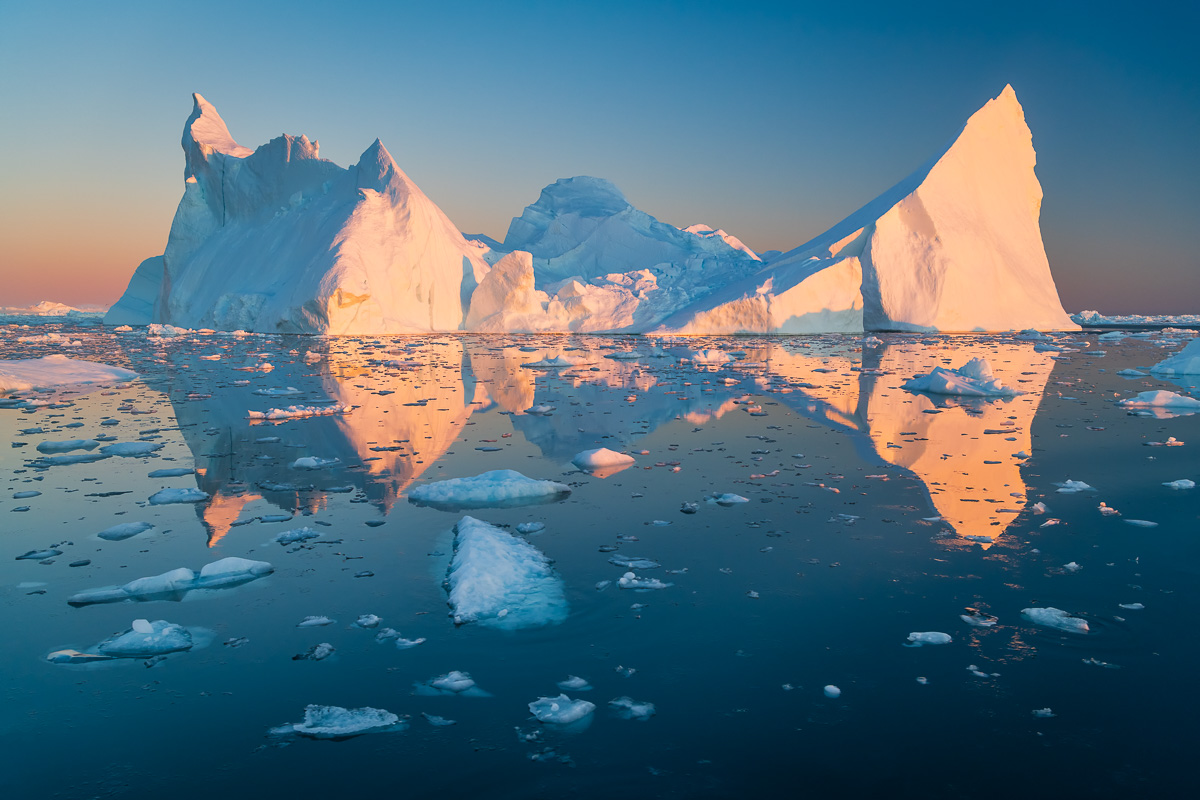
top-left (106, 87), bottom-right (1077, 334)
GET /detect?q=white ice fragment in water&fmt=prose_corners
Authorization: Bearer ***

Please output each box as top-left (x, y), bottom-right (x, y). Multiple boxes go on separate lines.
top-left (36, 439), bottom-right (99, 454)
top-left (1054, 480), bottom-right (1094, 493)
top-left (572, 447), bottom-right (635, 470)
top-left (297, 616), bottom-right (336, 627)
top-left (409, 470), bottom-right (570, 510)
top-left (395, 637), bottom-right (426, 649)
top-left (1063, 562), bottom-right (1082, 572)
top-left (960, 612), bottom-right (997, 627)
top-left (528, 694), bottom-right (596, 724)
top-left (902, 357), bottom-right (1020, 397)
top-left (823, 685), bottom-right (841, 699)
top-left (1163, 479), bottom-right (1195, 489)
top-left (1119, 603), bottom-right (1145, 610)
top-left (131, 618), bottom-right (154, 634)
top-left (709, 492), bottom-right (749, 506)
top-left (609, 697), bottom-right (656, 720)
top-left (1149, 338), bottom-right (1200, 376)
top-left (355, 614), bottom-right (382, 628)
top-left (282, 705), bottom-right (402, 738)
top-left (98, 521), bottom-right (154, 541)
top-left (274, 527), bottom-right (321, 545)
top-left (557, 676), bottom-right (593, 692)
top-left (618, 572), bottom-right (672, 590)
top-left (1032, 708), bottom-right (1056, 718)
top-left (608, 555), bottom-right (661, 570)
top-left (905, 632), bottom-right (952, 647)
top-left (291, 456), bottom-right (340, 470)
top-left (100, 442), bottom-right (164, 457)
top-left (446, 516), bottom-right (567, 629)
top-left (1031, 502), bottom-right (1047, 514)
top-left (97, 619), bottom-right (193, 657)
top-left (414, 671), bottom-right (490, 697)
top-left (1118, 390), bottom-right (1200, 410)
top-left (148, 488), bottom-right (209, 505)
top-left (422, 712), bottom-right (456, 727)
top-left (1125, 519), bottom-right (1158, 528)
top-left (516, 522), bottom-right (545, 534)
top-left (1022, 607), bottom-right (1090, 634)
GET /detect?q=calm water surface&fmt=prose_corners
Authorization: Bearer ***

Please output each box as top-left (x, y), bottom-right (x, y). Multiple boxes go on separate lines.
top-left (1, 324), bottom-right (1197, 798)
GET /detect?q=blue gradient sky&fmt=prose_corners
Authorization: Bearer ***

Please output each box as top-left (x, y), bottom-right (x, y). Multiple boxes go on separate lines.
top-left (1, 0), bottom-right (1196, 313)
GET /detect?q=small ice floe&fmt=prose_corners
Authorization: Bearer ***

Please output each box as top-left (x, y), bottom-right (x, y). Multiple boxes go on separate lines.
top-left (409, 470), bottom-right (570, 511)
top-left (516, 522), bottom-right (545, 534)
top-left (609, 697), bottom-right (656, 720)
top-left (99, 442), bottom-right (163, 457)
top-left (1098, 502), bottom-right (1120, 516)
top-left (1125, 519), bottom-right (1158, 528)
top-left (1117, 368), bottom-right (1148, 377)
top-left (395, 636), bottom-right (426, 649)
top-left (595, 580), bottom-right (612, 590)
top-left (13, 491), bottom-right (41, 499)
top-left (1022, 607), bottom-right (1089, 634)
top-left (557, 676), bottom-right (592, 692)
top-left (902, 357), bottom-right (1020, 397)
top-left (246, 404), bottom-right (351, 421)
top-left (272, 705), bottom-right (404, 739)
top-left (618, 572), bottom-right (672, 590)
top-left (1118, 602), bottom-right (1145, 610)
top-left (68, 557), bottom-right (273, 606)
top-left (32, 452), bottom-right (112, 467)
top-left (521, 355), bottom-right (587, 369)
top-left (528, 694), bottom-right (595, 724)
top-left (572, 447), bottom-right (635, 477)
top-left (680, 502), bottom-right (698, 514)
top-left (1032, 708), bottom-right (1056, 718)
top-left (273, 527), bottom-right (321, 545)
top-left (148, 488), bottom-right (209, 505)
top-left (960, 611), bottom-right (998, 627)
top-left (823, 685), bottom-right (841, 699)
top-left (147, 467), bottom-right (194, 478)
top-left (525, 404), bottom-right (556, 415)
top-left (94, 619), bottom-right (194, 658)
top-left (252, 387), bottom-right (303, 396)
top-left (1031, 502), bottom-right (1047, 514)
top-left (354, 614), bottom-right (382, 628)
top-left (414, 671), bottom-right (491, 697)
top-left (608, 555), bottom-right (661, 570)
top-left (1054, 480), bottom-right (1094, 493)
top-left (446, 516), bottom-right (567, 629)
top-left (966, 664), bottom-right (999, 678)
top-left (45, 649), bottom-right (118, 665)
top-left (297, 616), bottom-right (336, 627)
top-left (422, 712), bottom-right (456, 727)
top-left (1062, 562), bottom-right (1083, 572)
top-left (36, 439), bottom-right (99, 454)
top-left (292, 643), bottom-right (335, 661)
top-left (291, 456), bottom-right (341, 470)
top-left (17, 549), bottom-right (62, 561)
top-left (1163, 479), bottom-right (1195, 489)
top-left (709, 493), bottom-right (749, 506)
top-left (905, 632), bottom-right (952, 647)
top-left (1118, 390), bottom-right (1200, 411)
top-left (98, 521), bottom-right (155, 541)
top-left (916, 677), bottom-right (929, 685)
top-left (1149, 337), bottom-right (1200, 376)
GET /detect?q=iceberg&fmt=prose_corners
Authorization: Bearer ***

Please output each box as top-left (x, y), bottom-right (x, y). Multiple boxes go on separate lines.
top-left (1118, 391), bottom-right (1200, 410)
top-left (528, 694), bottom-right (595, 725)
top-left (571, 447), bottom-right (635, 474)
top-left (1150, 340), bottom-right (1200, 376)
top-left (445, 515), bottom-right (568, 629)
top-left (408, 469), bottom-right (570, 511)
top-left (1022, 607), bottom-right (1090, 634)
top-left (902, 358), bottom-right (1020, 397)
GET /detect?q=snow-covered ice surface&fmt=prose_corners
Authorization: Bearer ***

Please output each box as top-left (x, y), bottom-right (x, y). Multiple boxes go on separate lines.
top-left (408, 469), bottom-right (570, 511)
top-left (107, 87), bottom-right (1074, 335)
top-left (2, 323), bottom-right (1197, 797)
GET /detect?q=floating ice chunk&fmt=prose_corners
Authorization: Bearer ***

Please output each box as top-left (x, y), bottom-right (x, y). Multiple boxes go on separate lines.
top-left (1063, 561), bottom-right (1082, 572)
top-left (246, 404), bottom-right (351, 421)
top-left (46, 649), bottom-right (118, 664)
top-left (960, 611), bottom-right (997, 627)
top-left (36, 439), bottom-right (99, 454)
top-left (905, 632), bottom-right (952, 647)
top-left (410, 470), bottom-right (570, 511)
top-left (279, 705), bottom-right (402, 739)
top-left (1118, 602), bottom-right (1145, 610)
top-left (253, 386), bottom-right (303, 396)
top-left (446, 516), bottom-right (567, 629)
top-left (618, 572), bottom-right (672, 590)
top-left (823, 685), bottom-right (841, 698)
top-left (1032, 708), bottom-right (1056, 718)
top-left (557, 676), bottom-right (592, 692)
top-left (609, 697), bottom-right (656, 720)
top-left (98, 521), bottom-right (155, 541)
top-left (97, 619), bottom-right (193, 657)
top-left (516, 522), bottom-right (546, 534)
top-left (1150, 338), bottom-right (1200, 375)
top-left (608, 555), bottom-right (661, 570)
top-left (355, 614), bottom-right (382, 628)
top-left (1164, 479), bottom-right (1195, 490)
top-left (297, 616), bottom-right (336, 627)
top-left (31, 452), bottom-right (111, 467)
top-left (148, 487), bottom-right (209, 505)
top-left (1031, 502), bottom-right (1047, 514)
top-left (68, 558), bottom-right (272, 606)
top-left (521, 356), bottom-right (587, 369)
top-left (0, 354), bottom-right (138, 392)
top-left (1125, 519), bottom-right (1158, 528)
top-left (395, 637), bottom-right (426, 649)
top-left (414, 671), bottom-right (491, 697)
top-left (689, 349), bottom-right (734, 364)
top-left (710, 493), bottom-right (749, 506)
top-left (1054, 480), bottom-right (1094, 493)
top-left (902, 358), bottom-right (1020, 397)
top-left (17, 549), bottom-right (62, 561)
top-left (528, 694), bottom-right (595, 724)
top-left (12, 491), bottom-right (41, 499)
top-left (291, 456), bottom-right (340, 470)
top-left (274, 527), bottom-right (321, 545)
top-left (293, 643), bottom-right (335, 661)
top-left (1117, 368), bottom-right (1148, 377)
top-left (422, 712), bottom-right (456, 727)
top-left (100, 442), bottom-right (163, 457)
top-left (1022, 607), bottom-right (1089, 634)
top-left (147, 467), bottom-right (194, 478)
top-left (572, 448), bottom-right (635, 471)
top-left (525, 404), bottom-right (556, 415)
top-left (1118, 390), bottom-right (1200, 410)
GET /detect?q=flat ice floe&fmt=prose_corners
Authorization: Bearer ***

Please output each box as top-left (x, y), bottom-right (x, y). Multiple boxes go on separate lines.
top-left (413, 670), bottom-right (492, 697)
top-left (905, 632), bottom-right (953, 647)
top-left (272, 705), bottom-right (405, 739)
top-left (409, 469), bottom-right (570, 511)
top-left (68, 557), bottom-right (273, 606)
top-left (1150, 339), bottom-right (1200, 375)
top-left (97, 521), bottom-right (155, 541)
top-left (609, 696), bottom-right (656, 720)
top-left (36, 439), bottom-right (99, 454)
top-left (902, 357), bottom-right (1020, 397)
top-left (446, 516), bottom-right (567, 629)
top-left (0, 354), bottom-right (137, 392)
top-left (528, 694), bottom-right (595, 724)
top-left (148, 487), bottom-right (210, 504)
top-left (97, 619), bottom-right (194, 657)
top-left (246, 404), bottom-right (352, 421)
top-left (1118, 391), bottom-right (1200, 410)
top-left (1022, 607), bottom-right (1089, 634)
top-left (100, 442), bottom-right (163, 457)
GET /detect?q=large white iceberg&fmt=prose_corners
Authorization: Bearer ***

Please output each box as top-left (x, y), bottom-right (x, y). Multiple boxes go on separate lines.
top-left (106, 87), bottom-right (1075, 335)
top-left (446, 515), bottom-right (568, 629)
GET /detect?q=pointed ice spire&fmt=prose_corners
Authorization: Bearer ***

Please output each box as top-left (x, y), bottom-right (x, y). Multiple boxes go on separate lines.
top-left (184, 93), bottom-right (253, 158)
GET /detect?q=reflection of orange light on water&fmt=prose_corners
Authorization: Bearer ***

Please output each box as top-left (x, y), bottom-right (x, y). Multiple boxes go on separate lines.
top-left (202, 490), bottom-right (264, 547)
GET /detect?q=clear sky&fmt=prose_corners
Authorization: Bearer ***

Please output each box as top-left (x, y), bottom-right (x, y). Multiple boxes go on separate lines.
top-left (0, 0), bottom-right (1196, 313)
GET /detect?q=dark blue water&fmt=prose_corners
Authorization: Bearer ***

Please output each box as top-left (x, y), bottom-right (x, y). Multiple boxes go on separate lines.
top-left (1, 324), bottom-right (1197, 798)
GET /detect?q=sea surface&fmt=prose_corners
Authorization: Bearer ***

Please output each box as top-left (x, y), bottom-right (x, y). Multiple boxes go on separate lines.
top-left (2, 323), bottom-right (1197, 799)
